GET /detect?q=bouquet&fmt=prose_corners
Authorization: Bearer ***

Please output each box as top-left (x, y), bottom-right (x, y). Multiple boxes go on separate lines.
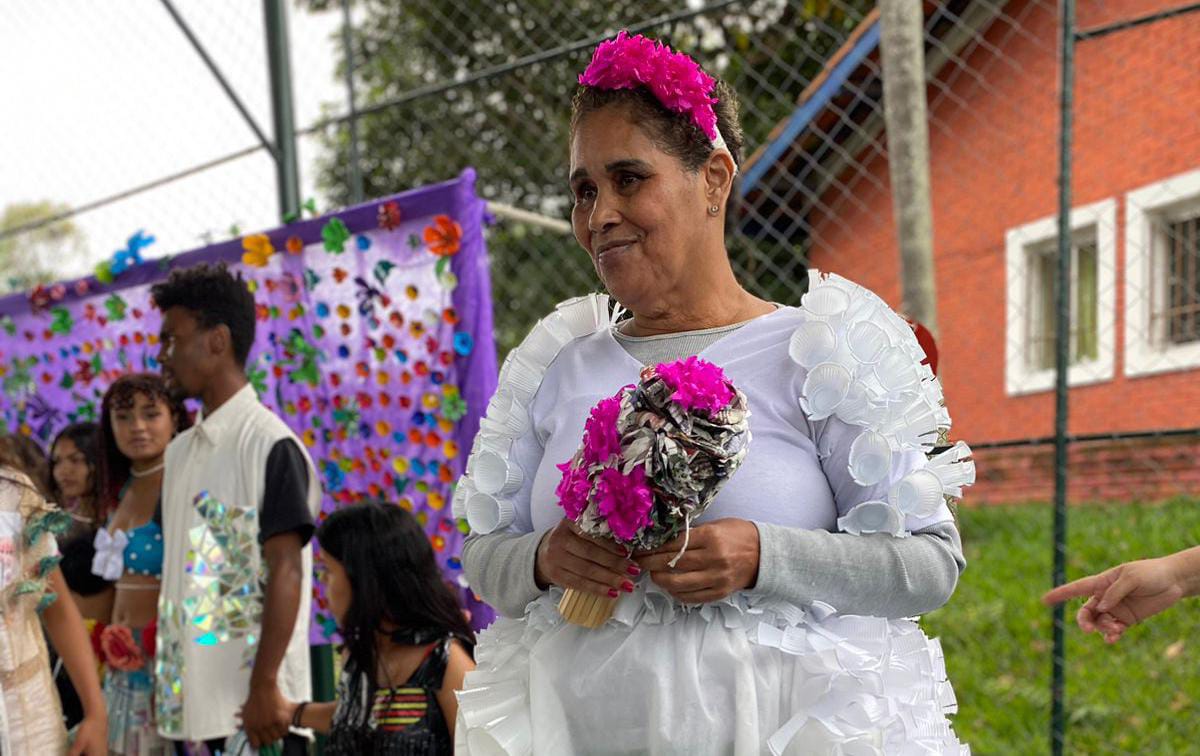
top-left (554, 356), bottom-right (750, 627)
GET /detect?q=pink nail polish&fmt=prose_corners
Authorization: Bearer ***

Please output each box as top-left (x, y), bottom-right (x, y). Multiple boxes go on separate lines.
top-left (621, 580), bottom-right (634, 593)
top-left (607, 588), bottom-right (619, 598)
top-left (627, 564), bottom-right (641, 576)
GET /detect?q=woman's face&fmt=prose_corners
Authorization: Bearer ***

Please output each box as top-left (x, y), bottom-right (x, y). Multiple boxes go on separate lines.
top-left (319, 550), bottom-right (352, 627)
top-left (51, 437), bottom-right (91, 500)
top-left (569, 106), bottom-right (711, 313)
top-left (110, 392), bottom-right (176, 464)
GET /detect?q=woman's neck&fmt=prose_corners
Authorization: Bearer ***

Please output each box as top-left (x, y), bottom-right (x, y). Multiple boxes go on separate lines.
top-left (129, 455), bottom-right (165, 477)
top-left (620, 249), bottom-right (773, 336)
top-left (623, 288), bottom-right (773, 336)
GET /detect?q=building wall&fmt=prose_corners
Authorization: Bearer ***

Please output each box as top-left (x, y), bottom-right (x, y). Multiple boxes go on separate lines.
top-left (805, 0), bottom-right (1200, 501)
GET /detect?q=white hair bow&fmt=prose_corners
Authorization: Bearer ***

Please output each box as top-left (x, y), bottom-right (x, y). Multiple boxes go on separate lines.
top-left (91, 528), bottom-right (128, 581)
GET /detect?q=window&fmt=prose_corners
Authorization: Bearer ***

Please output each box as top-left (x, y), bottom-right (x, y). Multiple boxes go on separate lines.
top-left (1125, 169), bottom-right (1200, 376)
top-left (1005, 199), bottom-right (1116, 395)
top-left (1025, 237), bottom-right (1099, 371)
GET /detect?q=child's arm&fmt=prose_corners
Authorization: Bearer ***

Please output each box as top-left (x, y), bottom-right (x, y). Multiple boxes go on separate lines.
top-left (290, 701), bottom-right (337, 733)
top-left (435, 640), bottom-right (476, 737)
top-left (42, 568), bottom-right (107, 755)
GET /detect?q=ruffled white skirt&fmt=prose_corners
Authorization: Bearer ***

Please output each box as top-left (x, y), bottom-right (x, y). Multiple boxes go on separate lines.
top-left (456, 584), bottom-right (967, 756)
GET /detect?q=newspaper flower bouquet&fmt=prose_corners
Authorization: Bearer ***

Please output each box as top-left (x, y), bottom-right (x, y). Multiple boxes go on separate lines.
top-left (554, 356), bottom-right (750, 627)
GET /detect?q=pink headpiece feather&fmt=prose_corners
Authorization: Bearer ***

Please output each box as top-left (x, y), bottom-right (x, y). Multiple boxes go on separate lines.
top-left (579, 31), bottom-right (721, 143)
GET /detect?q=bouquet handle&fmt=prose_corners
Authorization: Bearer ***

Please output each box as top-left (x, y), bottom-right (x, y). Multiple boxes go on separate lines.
top-left (557, 587), bottom-right (617, 629)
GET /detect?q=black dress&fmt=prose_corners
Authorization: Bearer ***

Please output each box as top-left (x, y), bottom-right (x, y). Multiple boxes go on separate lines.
top-left (327, 638), bottom-right (455, 756)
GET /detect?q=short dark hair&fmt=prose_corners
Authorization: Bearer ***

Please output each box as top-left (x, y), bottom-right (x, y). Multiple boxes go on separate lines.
top-left (151, 262), bottom-right (257, 367)
top-left (571, 75), bottom-right (746, 232)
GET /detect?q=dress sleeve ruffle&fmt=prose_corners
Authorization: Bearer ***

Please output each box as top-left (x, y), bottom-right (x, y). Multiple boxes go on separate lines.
top-left (789, 271), bottom-right (976, 537)
top-left (454, 294), bottom-right (618, 535)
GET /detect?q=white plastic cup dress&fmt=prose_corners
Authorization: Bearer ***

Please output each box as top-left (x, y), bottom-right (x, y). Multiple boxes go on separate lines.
top-left (889, 469), bottom-right (945, 518)
top-left (473, 450), bottom-right (524, 496)
top-left (846, 320), bottom-right (891, 364)
top-left (801, 363), bottom-right (853, 419)
top-left (847, 430), bottom-right (893, 486)
top-left (465, 490), bottom-right (514, 535)
top-left (787, 320), bottom-right (838, 368)
top-left (801, 286), bottom-right (850, 318)
top-left (467, 712), bottom-right (533, 756)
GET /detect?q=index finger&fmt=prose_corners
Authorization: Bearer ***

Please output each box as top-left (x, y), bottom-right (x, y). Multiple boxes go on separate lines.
top-left (1042, 574), bottom-right (1105, 606)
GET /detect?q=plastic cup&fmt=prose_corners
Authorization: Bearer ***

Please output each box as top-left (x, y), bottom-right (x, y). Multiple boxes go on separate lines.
top-left (465, 490), bottom-right (514, 535)
top-left (848, 430), bottom-right (893, 486)
top-left (788, 320), bottom-right (838, 368)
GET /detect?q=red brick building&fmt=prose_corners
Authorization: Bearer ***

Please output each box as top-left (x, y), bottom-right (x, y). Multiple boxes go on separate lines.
top-left (741, 1), bottom-right (1200, 503)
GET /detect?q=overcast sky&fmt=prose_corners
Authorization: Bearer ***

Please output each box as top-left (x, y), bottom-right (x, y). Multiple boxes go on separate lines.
top-left (0, 1), bottom-right (348, 279)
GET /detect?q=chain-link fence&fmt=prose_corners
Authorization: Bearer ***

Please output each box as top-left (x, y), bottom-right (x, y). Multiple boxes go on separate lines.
top-left (4, 1), bottom-right (1200, 752)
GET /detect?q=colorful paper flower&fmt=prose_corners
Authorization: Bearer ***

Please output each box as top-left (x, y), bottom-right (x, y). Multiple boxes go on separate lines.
top-left (94, 261), bottom-right (114, 285)
top-left (378, 200), bottom-right (402, 231)
top-left (100, 624), bottom-right (145, 672)
top-left (441, 393), bottom-right (467, 422)
top-left (555, 461), bottom-right (593, 521)
top-left (581, 394), bottom-right (623, 465)
top-left (423, 215), bottom-right (463, 256)
top-left (579, 30), bottom-right (720, 141)
top-left (104, 294), bottom-right (128, 322)
top-left (594, 465), bottom-right (654, 542)
top-left (109, 230), bottom-right (155, 277)
top-left (28, 284), bottom-right (65, 313)
top-left (373, 260), bottom-right (396, 287)
top-left (655, 356), bottom-right (735, 415)
top-left (49, 307), bottom-right (73, 336)
top-left (241, 234), bottom-right (275, 267)
top-left (452, 332), bottom-right (473, 357)
top-left (322, 218), bottom-right (351, 253)
top-left (286, 235), bottom-right (304, 254)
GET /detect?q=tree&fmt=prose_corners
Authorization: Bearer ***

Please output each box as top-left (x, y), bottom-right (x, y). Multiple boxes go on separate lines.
top-left (301, 0), bottom-right (874, 352)
top-left (0, 201), bottom-right (86, 295)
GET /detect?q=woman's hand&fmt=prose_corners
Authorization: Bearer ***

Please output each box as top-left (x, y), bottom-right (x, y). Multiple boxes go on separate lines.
top-left (634, 518), bottom-right (760, 604)
top-left (68, 714), bottom-right (107, 756)
top-left (535, 519), bottom-right (638, 597)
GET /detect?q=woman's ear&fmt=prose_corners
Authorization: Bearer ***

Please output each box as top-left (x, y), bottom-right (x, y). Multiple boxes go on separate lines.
top-left (703, 150), bottom-right (736, 208)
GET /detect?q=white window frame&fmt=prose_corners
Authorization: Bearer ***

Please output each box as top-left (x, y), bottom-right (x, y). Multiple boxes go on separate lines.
top-left (1124, 168), bottom-right (1200, 377)
top-left (1004, 198), bottom-right (1116, 395)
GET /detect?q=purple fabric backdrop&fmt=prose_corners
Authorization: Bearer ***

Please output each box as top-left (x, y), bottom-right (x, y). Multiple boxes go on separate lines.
top-left (0, 169), bottom-right (498, 639)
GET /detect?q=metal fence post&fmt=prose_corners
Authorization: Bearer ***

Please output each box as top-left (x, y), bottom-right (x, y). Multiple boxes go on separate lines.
top-left (1051, 0), bottom-right (1077, 753)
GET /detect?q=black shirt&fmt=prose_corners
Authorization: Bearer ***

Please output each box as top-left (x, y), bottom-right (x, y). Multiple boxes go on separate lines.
top-left (258, 439), bottom-right (315, 545)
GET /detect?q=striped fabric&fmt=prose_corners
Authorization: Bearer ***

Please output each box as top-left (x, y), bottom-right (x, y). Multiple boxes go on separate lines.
top-left (372, 687), bottom-right (430, 732)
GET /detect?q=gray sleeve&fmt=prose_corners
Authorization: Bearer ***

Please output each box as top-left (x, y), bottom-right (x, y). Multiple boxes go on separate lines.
top-left (751, 519), bottom-right (965, 618)
top-left (461, 529), bottom-right (547, 619)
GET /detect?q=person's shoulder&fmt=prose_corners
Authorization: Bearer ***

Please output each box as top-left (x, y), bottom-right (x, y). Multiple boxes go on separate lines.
top-left (439, 637), bottom-right (476, 691)
top-left (504, 292), bottom-right (619, 389)
top-left (240, 400), bottom-right (302, 443)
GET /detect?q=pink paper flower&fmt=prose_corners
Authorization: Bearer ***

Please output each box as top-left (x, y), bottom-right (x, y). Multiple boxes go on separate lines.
top-left (655, 356), bottom-right (735, 415)
top-left (100, 624), bottom-right (145, 672)
top-left (579, 30), bottom-right (720, 141)
top-left (594, 466), bottom-right (654, 542)
top-left (581, 394), bottom-right (623, 465)
top-left (555, 460), bottom-right (593, 521)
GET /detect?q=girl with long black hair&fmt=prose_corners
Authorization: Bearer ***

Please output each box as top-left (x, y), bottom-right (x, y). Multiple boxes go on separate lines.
top-left (278, 501), bottom-right (474, 755)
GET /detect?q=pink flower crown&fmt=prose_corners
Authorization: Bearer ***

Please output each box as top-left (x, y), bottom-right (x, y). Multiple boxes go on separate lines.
top-left (579, 30), bottom-right (723, 145)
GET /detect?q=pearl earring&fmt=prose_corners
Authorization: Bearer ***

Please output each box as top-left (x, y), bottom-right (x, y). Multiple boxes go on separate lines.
top-left (708, 205), bottom-right (720, 215)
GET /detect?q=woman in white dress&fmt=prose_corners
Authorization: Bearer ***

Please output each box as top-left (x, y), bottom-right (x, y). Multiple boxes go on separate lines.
top-left (453, 32), bottom-right (975, 755)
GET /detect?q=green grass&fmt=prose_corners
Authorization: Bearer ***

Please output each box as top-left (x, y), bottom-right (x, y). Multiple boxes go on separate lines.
top-left (922, 498), bottom-right (1200, 755)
